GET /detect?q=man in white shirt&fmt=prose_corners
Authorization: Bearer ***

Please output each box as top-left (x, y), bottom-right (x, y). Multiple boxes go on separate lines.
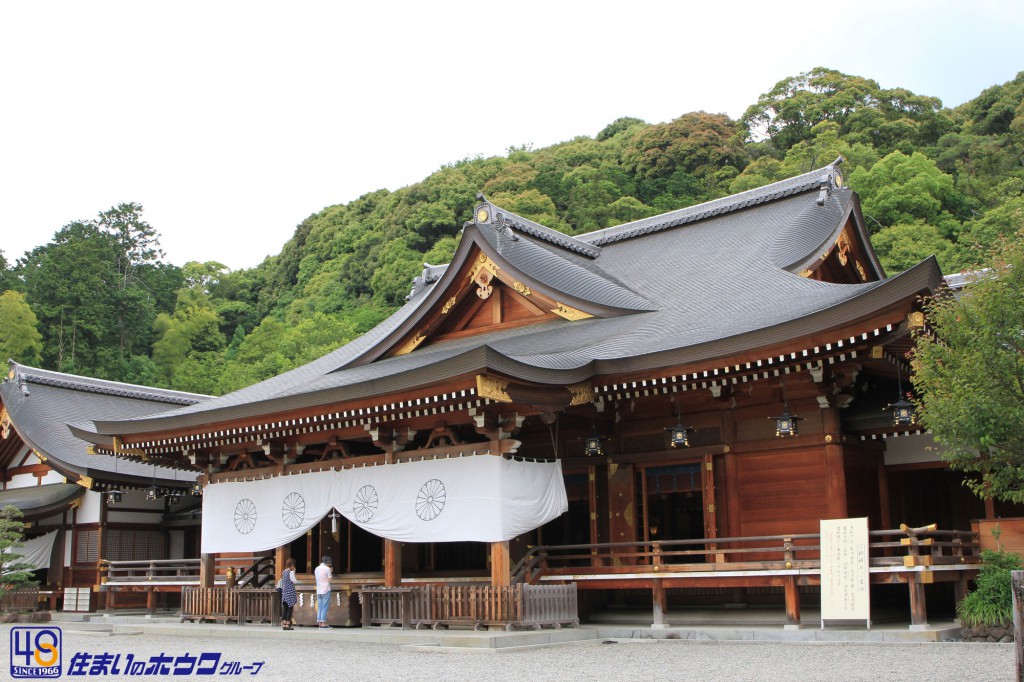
top-left (314, 555), bottom-right (333, 628)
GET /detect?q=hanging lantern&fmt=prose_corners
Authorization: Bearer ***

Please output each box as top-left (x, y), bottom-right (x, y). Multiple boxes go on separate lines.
top-left (771, 409), bottom-right (803, 437)
top-left (769, 377), bottom-right (802, 437)
top-left (107, 489), bottom-right (123, 504)
top-left (146, 485), bottom-right (159, 501)
top-left (191, 480), bottom-right (203, 496)
top-left (166, 491), bottom-right (182, 505)
top-left (888, 396), bottom-right (917, 426)
top-left (584, 434), bottom-right (603, 457)
top-left (886, 362), bottom-right (917, 426)
top-left (666, 422), bottom-right (694, 448)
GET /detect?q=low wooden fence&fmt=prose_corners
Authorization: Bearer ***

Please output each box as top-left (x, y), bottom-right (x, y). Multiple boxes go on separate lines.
top-left (358, 583), bottom-right (577, 630)
top-left (233, 588), bottom-right (280, 625)
top-left (180, 587), bottom-right (236, 624)
top-left (0, 586), bottom-right (40, 611)
top-left (181, 587), bottom-right (282, 625)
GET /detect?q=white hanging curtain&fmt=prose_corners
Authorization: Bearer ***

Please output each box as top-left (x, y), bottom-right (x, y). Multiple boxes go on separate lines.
top-left (6, 530), bottom-right (58, 571)
top-left (201, 456), bottom-right (567, 554)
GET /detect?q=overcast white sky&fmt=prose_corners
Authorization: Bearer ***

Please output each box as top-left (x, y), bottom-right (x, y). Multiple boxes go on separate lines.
top-left (1, 1), bottom-right (1022, 271)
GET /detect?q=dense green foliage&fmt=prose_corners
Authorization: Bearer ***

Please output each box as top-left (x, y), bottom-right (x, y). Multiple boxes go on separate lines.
top-left (1, 68), bottom-right (1023, 394)
top-left (956, 548), bottom-right (1021, 627)
top-left (0, 505), bottom-right (37, 600)
top-left (912, 231), bottom-right (1024, 503)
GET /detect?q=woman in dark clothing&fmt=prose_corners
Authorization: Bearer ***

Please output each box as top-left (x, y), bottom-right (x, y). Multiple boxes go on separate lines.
top-left (280, 558), bottom-right (298, 630)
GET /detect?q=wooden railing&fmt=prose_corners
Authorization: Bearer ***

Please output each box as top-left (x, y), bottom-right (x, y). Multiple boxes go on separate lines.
top-left (180, 587), bottom-right (236, 623)
top-left (0, 586), bottom-right (40, 611)
top-left (358, 583), bottom-right (578, 630)
top-left (101, 556), bottom-right (268, 587)
top-left (509, 524), bottom-right (980, 628)
top-left (511, 525), bottom-right (980, 584)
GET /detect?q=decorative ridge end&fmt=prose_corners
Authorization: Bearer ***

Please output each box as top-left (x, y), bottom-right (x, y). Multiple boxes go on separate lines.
top-left (816, 163), bottom-right (846, 207)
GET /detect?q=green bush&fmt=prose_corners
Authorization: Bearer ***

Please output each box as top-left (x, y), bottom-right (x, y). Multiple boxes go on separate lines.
top-left (957, 549), bottom-right (1022, 627)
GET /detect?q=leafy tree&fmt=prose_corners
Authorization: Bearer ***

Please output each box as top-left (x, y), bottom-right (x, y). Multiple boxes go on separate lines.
top-left (623, 112), bottom-right (749, 203)
top-left (870, 221), bottom-right (951, 274)
top-left (912, 231), bottom-right (1024, 503)
top-left (0, 506), bottom-right (37, 600)
top-left (743, 67), bottom-right (943, 153)
top-left (596, 117), bottom-right (647, 142)
top-left (850, 151), bottom-right (963, 238)
top-left (0, 290), bottom-right (43, 364)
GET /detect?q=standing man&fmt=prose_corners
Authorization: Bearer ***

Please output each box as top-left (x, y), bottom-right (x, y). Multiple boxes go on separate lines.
top-left (314, 555), bottom-right (333, 629)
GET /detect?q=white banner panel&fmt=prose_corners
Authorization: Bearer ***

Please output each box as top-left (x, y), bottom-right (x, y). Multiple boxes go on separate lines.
top-left (201, 456), bottom-right (567, 553)
top-left (820, 517), bottom-right (870, 625)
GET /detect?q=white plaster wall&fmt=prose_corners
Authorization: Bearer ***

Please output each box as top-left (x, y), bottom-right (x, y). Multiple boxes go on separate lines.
top-left (7, 470), bottom-right (64, 489)
top-left (883, 432), bottom-right (946, 466)
top-left (77, 490), bottom-right (101, 524)
top-left (106, 510), bottom-right (164, 524)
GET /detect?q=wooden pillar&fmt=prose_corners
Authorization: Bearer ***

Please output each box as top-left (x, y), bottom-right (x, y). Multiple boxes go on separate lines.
top-left (588, 465), bottom-right (600, 567)
top-left (907, 574), bottom-right (928, 628)
top-left (384, 540), bottom-right (402, 587)
top-left (783, 576), bottom-right (801, 627)
top-left (199, 553), bottom-right (215, 588)
top-left (97, 492), bottom-right (108, 611)
top-left (822, 409), bottom-right (848, 519)
top-left (651, 578), bottom-right (667, 628)
top-left (490, 541), bottom-right (510, 586)
top-left (877, 456), bottom-right (892, 530)
top-left (275, 545), bottom-right (286, 580)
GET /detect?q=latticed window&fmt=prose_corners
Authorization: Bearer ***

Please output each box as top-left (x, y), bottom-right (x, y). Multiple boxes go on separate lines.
top-left (104, 529), bottom-right (163, 561)
top-left (75, 529), bottom-right (98, 563)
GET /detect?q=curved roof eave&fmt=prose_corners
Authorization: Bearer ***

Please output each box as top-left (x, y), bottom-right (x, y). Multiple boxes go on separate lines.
top-left (88, 257), bottom-right (940, 438)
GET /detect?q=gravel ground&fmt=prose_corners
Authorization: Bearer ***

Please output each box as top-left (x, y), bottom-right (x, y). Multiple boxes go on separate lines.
top-left (0, 625), bottom-right (1015, 682)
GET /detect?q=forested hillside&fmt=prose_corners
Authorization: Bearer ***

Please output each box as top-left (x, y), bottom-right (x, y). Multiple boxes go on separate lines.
top-left (2, 68), bottom-right (1022, 395)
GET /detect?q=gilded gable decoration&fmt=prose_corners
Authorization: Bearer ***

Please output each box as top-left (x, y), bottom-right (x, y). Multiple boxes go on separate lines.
top-left (836, 230), bottom-right (852, 266)
top-left (513, 281), bottom-right (532, 296)
top-left (0, 406), bottom-right (10, 439)
top-left (476, 375), bottom-right (511, 403)
top-left (552, 303), bottom-right (593, 321)
top-left (441, 296), bottom-right (458, 314)
top-left (395, 332), bottom-right (427, 356)
top-left (568, 382), bottom-right (594, 406)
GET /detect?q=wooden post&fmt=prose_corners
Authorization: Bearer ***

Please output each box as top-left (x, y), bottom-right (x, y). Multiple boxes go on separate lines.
top-left (652, 578), bottom-right (667, 628)
top-left (97, 492), bottom-right (108, 611)
top-left (275, 546), bottom-right (286, 581)
top-left (1011, 570), bottom-right (1023, 682)
top-left (822, 409), bottom-right (848, 520)
top-left (384, 540), bottom-right (402, 587)
top-left (784, 576), bottom-right (801, 627)
top-left (490, 541), bottom-right (510, 586)
top-left (199, 553), bottom-right (215, 588)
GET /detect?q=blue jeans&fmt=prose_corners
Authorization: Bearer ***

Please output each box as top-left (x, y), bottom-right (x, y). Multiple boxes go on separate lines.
top-left (317, 593), bottom-right (330, 623)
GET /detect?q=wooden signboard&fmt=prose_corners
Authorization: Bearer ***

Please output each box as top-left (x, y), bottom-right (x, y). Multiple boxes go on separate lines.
top-left (820, 517), bottom-right (870, 629)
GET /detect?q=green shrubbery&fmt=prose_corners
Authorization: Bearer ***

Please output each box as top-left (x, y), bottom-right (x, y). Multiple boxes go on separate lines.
top-left (957, 548), bottom-right (1022, 627)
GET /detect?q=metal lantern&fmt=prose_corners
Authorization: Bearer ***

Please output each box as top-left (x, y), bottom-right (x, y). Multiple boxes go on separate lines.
top-left (887, 363), bottom-right (917, 426)
top-left (584, 434), bottom-right (603, 457)
top-left (191, 480), bottom-right (203, 496)
top-left (107, 489), bottom-right (123, 504)
top-left (888, 396), bottom-right (917, 426)
top-left (770, 377), bottom-right (802, 437)
top-left (772, 409), bottom-right (803, 437)
top-left (167, 491), bottom-right (182, 505)
top-left (145, 485), bottom-right (159, 501)
top-left (666, 422), bottom-right (694, 448)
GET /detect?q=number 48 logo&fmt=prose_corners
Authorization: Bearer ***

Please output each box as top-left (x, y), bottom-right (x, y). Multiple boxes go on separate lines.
top-left (10, 626), bottom-right (61, 678)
